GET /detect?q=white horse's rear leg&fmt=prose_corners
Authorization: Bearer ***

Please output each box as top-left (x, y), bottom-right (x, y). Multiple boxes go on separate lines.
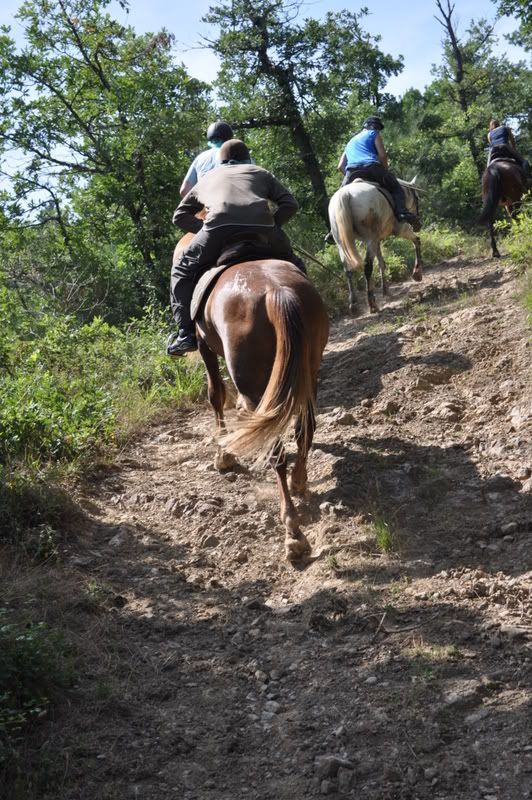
top-left (375, 243), bottom-right (388, 295)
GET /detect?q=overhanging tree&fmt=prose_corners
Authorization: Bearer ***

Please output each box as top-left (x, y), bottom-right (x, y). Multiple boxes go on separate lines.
top-left (0, 0), bottom-right (211, 315)
top-left (203, 0), bottom-right (403, 227)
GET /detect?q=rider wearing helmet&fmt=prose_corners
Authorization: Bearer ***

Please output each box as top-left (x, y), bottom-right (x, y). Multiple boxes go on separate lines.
top-left (487, 118), bottom-right (529, 176)
top-left (337, 116), bottom-right (420, 229)
top-left (179, 121), bottom-right (234, 197)
top-left (168, 139), bottom-right (305, 356)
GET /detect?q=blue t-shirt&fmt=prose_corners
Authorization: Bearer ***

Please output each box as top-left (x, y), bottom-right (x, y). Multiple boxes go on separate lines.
top-left (344, 129), bottom-right (380, 168)
top-left (489, 126), bottom-right (510, 149)
top-left (183, 147), bottom-right (221, 187)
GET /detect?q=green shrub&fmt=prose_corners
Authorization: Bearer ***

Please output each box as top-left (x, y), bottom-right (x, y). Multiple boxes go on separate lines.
top-left (0, 610), bottom-right (73, 777)
top-left (0, 309), bottom-right (204, 466)
top-left (504, 206), bottom-right (532, 268)
top-left (418, 225), bottom-right (486, 264)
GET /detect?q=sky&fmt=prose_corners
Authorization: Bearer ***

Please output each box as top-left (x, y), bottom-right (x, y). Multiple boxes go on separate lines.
top-left (0, 0), bottom-right (526, 96)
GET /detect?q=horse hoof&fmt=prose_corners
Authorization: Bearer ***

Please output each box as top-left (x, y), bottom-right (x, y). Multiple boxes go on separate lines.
top-left (412, 270), bottom-right (423, 282)
top-left (214, 450), bottom-right (237, 471)
top-left (285, 532), bottom-right (311, 562)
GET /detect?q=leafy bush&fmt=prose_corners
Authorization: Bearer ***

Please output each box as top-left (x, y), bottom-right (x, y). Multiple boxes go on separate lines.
top-left (503, 206), bottom-right (532, 268)
top-left (0, 609), bottom-right (72, 782)
top-left (0, 308), bottom-right (205, 466)
top-left (418, 225), bottom-right (486, 264)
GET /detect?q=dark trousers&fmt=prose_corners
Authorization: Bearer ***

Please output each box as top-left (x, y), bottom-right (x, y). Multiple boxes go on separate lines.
top-left (170, 224), bottom-right (304, 331)
top-left (342, 163), bottom-right (409, 216)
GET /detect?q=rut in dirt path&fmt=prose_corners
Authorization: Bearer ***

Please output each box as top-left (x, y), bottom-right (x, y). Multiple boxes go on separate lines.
top-left (16, 256), bottom-right (532, 800)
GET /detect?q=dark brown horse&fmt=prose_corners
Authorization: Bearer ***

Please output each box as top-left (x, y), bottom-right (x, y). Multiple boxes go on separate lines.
top-left (480, 160), bottom-right (529, 257)
top-left (173, 235), bottom-right (329, 561)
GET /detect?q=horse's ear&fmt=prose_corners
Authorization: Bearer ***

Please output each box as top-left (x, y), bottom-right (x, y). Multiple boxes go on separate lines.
top-left (410, 175), bottom-right (417, 185)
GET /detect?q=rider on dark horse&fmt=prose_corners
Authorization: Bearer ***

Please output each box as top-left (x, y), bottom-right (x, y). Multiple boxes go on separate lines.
top-left (338, 116), bottom-right (421, 230)
top-left (487, 118), bottom-right (530, 178)
top-left (168, 139), bottom-right (305, 356)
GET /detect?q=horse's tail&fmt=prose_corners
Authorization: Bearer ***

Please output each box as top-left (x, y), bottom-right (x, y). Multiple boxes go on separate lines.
top-left (479, 166), bottom-right (502, 224)
top-left (222, 287), bottom-right (315, 465)
top-left (330, 190), bottom-right (364, 270)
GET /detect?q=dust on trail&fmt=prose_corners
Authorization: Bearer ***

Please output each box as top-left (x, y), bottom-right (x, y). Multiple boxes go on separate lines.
top-left (13, 256), bottom-right (532, 799)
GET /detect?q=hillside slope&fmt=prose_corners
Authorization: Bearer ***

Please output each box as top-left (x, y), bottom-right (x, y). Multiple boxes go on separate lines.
top-left (4, 255), bottom-right (532, 800)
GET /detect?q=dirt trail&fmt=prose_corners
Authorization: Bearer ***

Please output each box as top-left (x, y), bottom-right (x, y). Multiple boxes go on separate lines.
top-left (24, 257), bottom-right (532, 798)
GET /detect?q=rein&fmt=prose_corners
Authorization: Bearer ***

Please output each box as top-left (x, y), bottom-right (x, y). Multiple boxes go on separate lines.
top-left (293, 243), bottom-right (332, 274)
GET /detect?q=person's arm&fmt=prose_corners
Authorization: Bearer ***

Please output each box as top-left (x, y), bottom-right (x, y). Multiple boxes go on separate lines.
top-left (180, 178), bottom-right (195, 197)
top-left (374, 133), bottom-right (389, 169)
top-left (179, 160), bottom-right (198, 198)
top-left (338, 153), bottom-right (347, 174)
top-left (268, 174), bottom-right (299, 226)
top-left (172, 188), bottom-right (204, 233)
top-left (507, 128), bottom-right (517, 148)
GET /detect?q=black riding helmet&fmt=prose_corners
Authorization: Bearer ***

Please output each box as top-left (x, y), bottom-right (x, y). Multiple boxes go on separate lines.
top-left (363, 116), bottom-right (384, 131)
top-left (206, 120), bottom-right (234, 143)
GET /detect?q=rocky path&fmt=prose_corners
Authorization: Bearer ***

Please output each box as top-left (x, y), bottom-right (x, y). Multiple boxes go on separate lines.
top-left (27, 256), bottom-right (532, 799)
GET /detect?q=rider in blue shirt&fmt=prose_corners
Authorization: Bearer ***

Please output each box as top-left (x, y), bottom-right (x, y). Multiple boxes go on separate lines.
top-left (487, 118), bottom-right (529, 176)
top-left (337, 116), bottom-right (420, 229)
top-left (180, 121), bottom-right (234, 197)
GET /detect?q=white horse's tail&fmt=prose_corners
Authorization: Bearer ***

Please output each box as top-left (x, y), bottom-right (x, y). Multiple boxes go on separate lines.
top-left (329, 189), bottom-right (363, 271)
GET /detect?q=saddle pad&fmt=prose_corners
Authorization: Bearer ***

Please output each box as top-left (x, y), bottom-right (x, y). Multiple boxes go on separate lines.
top-left (349, 178), bottom-right (394, 208)
top-left (191, 263), bottom-right (233, 321)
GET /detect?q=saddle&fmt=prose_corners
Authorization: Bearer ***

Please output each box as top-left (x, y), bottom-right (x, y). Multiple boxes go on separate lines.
top-left (190, 233), bottom-right (280, 321)
top-left (350, 177), bottom-right (395, 210)
top-left (490, 155), bottom-right (519, 166)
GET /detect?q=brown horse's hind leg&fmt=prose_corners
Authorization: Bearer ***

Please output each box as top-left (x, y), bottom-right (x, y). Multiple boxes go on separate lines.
top-left (291, 401), bottom-right (316, 495)
top-left (271, 442), bottom-right (311, 562)
top-left (489, 220), bottom-right (501, 258)
top-left (197, 338), bottom-right (236, 471)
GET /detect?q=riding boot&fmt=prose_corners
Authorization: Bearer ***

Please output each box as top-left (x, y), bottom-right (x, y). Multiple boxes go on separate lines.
top-left (166, 296), bottom-right (198, 356)
top-left (169, 261), bottom-right (199, 356)
top-left (392, 188), bottom-right (421, 231)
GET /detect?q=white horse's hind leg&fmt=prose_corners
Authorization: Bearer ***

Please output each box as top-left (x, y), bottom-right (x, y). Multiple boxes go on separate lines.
top-left (376, 243), bottom-right (388, 295)
top-left (364, 245), bottom-right (379, 313)
top-left (344, 268), bottom-right (358, 315)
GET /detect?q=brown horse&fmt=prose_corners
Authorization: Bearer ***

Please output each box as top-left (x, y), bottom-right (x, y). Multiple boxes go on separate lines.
top-left (480, 160), bottom-right (529, 257)
top-left (172, 235), bottom-right (329, 561)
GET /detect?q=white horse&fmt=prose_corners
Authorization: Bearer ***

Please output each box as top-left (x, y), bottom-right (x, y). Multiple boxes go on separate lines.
top-left (328, 178), bottom-right (423, 314)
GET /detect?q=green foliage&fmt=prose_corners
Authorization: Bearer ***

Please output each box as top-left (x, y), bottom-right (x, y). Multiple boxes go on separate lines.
top-left (494, 0), bottom-right (532, 49)
top-left (0, 0), bottom-right (212, 315)
top-left (305, 247), bottom-right (348, 314)
top-left (205, 0), bottom-right (403, 224)
top-left (0, 610), bottom-right (72, 776)
top-left (503, 206), bottom-right (532, 267)
top-left (369, 514), bottom-right (395, 553)
top-left (418, 225), bottom-right (486, 263)
top-left (0, 304), bottom-right (204, 467)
